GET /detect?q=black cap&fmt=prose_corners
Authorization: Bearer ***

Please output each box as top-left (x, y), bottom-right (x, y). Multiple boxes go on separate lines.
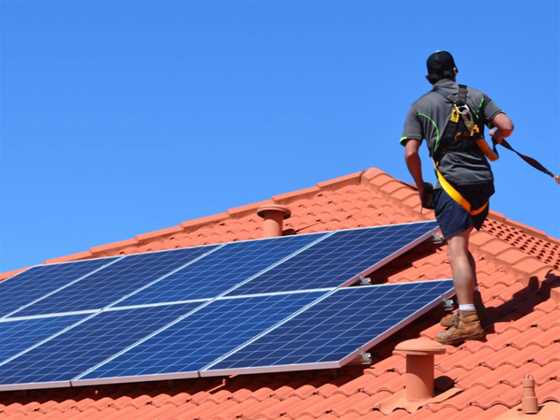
top-left (426, 51), bottom-right (457, 83)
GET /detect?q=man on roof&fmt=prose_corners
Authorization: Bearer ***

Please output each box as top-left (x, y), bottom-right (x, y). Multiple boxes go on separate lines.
top-left (400, 51), bottom-right (514, 345)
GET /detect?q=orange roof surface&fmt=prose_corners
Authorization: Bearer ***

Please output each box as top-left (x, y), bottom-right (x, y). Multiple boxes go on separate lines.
top-left (1, 167), bottom-right (559, 419)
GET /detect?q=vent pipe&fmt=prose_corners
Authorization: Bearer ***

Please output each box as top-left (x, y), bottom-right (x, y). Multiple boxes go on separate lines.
top-left (257, 205), bottom-right (291, 238)
top-left (522, 375), bottom-right (539, 414)
top-left (394, 338), bottom-right (446, 401)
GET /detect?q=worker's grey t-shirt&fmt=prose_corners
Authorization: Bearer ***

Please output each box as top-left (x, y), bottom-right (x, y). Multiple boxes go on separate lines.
top-left (401, 79), bottom-right (502, 186)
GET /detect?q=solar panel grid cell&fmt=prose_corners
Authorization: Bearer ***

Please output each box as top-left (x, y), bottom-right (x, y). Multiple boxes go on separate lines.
top-left (0, 315), bottom-right (85, 365)
top-left (120, 234), bottom-right (324, 306)
top-left (0, 258), bottom-right (117, 318)
top-left (16, 246), bottom-right (216, 316)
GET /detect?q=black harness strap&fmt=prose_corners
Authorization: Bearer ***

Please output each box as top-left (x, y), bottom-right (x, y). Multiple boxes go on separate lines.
top-left (457, 84), bottom-right (468, 106)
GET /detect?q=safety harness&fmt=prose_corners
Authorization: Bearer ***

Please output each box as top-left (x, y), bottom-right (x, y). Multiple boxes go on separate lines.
top-left (432, 84), bottom-right (492, 216)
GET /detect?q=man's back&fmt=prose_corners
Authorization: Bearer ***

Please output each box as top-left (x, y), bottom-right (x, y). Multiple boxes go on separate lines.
top-left (402, 79), bottom-right (502, 186)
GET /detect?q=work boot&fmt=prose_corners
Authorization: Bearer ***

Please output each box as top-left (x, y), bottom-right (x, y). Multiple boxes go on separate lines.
top-left (436, 310), bottom-right (486, 345)
top-left (439, 291), bottom-right (489, 329)
top-left (440, 310), bottom-right (458, 328)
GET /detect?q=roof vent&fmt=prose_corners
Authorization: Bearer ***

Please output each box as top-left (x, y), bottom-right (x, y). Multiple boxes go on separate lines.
top-left (522, 375), bottom-right (539, 414)
top-left (257, 205), bottom-right (291, 238)
top-left (394, 338), bottom-right (446, 401)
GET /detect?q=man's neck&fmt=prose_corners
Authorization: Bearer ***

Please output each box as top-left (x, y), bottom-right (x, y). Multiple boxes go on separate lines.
top-left (434, 78), bottom-right (456, 86)
top-left (432, 79), bottom-right (458, 91)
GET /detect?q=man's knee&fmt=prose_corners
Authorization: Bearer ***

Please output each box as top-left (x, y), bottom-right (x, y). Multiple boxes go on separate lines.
top-left (448, 246), bottom-right (468, 263)
top-left (447, 231), bottom-right (470, 261)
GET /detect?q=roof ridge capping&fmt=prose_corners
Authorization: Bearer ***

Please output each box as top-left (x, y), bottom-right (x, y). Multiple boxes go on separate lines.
top-left (32, 166), bottom-right (560, 267)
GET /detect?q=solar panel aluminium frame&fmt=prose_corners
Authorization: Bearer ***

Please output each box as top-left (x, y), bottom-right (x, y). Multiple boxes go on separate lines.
top-left (199, 279), bottom-right (455, 377)
top-left (70, 288), bottom-right (336, 387)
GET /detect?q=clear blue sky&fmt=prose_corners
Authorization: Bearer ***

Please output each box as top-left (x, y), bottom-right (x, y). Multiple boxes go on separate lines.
top-left (1, 1), bottom-right (558, 272)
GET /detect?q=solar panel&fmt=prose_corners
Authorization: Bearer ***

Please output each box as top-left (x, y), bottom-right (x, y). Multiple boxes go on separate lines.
top-left (75, 291), bottom-right (325, 386)
top-left (0, 257), bottom-right (117, 318)
top-left (15, 246), bottom-right (217, 316)
top-left (0, 303), bottom-right (200, 391)
top-left (0, 315), bottom-right (85, 365)
top-left (229, 221), bottom-right (438, 295)
top-left (202, 280), bottom-right (453, 376)
top-left (120, 233), bottom-right (325, 306)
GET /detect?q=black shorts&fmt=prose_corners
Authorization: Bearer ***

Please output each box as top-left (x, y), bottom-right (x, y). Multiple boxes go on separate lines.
top-left (434, 183), bottom-right (493, 239)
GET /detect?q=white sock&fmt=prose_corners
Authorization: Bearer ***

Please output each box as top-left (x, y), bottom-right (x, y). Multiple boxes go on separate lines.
top-left (459, 304), bottom-right (476, 312)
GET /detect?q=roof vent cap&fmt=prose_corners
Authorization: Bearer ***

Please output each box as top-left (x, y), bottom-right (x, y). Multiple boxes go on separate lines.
top-left (257, 205), bottom-right (291, 238)
top-left (394, 338), bottom-right (446, 401)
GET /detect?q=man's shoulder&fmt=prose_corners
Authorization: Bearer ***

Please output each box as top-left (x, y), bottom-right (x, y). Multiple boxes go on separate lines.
top-left (410, 90), bottom-right (441, 112)
top-left (464, 84), bottom-right (487, 100)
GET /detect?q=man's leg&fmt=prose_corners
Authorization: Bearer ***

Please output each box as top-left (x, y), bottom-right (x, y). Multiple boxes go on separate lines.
top-left (447, 229), bottom-right (475, 306)
top-left (436, 228), bottom-right (485, 345)
top-left (468, 248), bottom-right (490, 327)
top-left (440, 232), bottom-right (489, 328)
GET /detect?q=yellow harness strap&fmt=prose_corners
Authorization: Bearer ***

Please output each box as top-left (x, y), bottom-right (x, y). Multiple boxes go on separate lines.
top-left (475, 138), bottom-right (498, 161)
top-left (435, 168), bottom-right (488, 216)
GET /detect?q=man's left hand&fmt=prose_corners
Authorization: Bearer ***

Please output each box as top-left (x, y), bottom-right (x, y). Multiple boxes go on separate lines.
top-left (420, 182), bottom-right (435, 209)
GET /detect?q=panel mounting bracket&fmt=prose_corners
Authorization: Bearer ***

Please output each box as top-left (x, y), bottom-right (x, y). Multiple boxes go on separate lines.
top-left (359, 275), bottom-right (371, 285)
top-left (350, 351), bottom-right (372, 365)
top-left (432, 232), bottom-right (446, 245)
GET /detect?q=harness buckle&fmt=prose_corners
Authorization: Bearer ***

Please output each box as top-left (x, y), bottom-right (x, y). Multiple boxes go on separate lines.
top-left (450, 105), bottom-right (461, 123)
top-left (457, 104), bottom-right (479, 136)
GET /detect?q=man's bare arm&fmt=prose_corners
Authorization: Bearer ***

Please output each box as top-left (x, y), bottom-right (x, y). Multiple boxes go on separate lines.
top-left (490, 112), bottom-right (514, 143)
top-left (404, 139), bottom-right (425, 195)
